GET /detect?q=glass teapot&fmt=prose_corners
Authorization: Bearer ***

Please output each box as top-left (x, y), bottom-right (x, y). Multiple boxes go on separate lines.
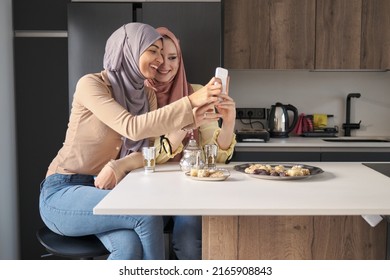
top-left (179, 132), bottom-right (204, 172)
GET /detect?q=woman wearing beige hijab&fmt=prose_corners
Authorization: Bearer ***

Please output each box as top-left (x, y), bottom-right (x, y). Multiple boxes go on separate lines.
top-left (39, 23), bottom-right (224, 260)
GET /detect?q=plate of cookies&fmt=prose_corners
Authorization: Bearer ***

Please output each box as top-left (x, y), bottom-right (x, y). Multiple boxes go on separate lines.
top-left (234, 163), bottom-right (324, 180)
top-left (185, 168), bottom-right (230, 181)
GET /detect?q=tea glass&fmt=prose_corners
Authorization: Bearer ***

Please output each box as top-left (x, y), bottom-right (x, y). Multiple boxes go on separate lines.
top-left (142, 147), bottom-right (156, 173)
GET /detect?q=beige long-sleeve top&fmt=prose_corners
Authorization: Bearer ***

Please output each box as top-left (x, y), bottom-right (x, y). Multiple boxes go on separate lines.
top-left (47, 71), bottom-right (195, 178)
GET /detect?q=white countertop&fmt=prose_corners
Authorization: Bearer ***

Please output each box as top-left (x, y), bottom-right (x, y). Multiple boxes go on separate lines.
top-left (93, 162), bottom-right (390, 216)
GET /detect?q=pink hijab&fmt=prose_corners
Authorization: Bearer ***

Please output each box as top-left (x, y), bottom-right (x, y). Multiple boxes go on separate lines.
top-left (103, 23), bottom-right (162, 157)
top-left (145, 27), bottom-right (198, 161)
top-left (145, 27), bottom-right (194, 108)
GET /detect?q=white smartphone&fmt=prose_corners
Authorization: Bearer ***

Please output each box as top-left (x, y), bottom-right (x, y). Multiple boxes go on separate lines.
top-left (215, 67), bottom-right (228, 94)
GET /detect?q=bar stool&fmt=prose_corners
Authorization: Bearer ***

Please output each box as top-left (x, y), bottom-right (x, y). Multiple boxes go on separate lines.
top-left (36, 226), bottom-right (109, 260)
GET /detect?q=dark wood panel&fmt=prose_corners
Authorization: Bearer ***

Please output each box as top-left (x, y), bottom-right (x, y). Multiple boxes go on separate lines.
top-left (315, 0), bottom-right (362, 69)
top-left (361, 0), bottom-right (390, 69)
top-left (224, 0), bottom-right (315, 69)
top-left (224, 0), bottom-right (270, 68)
top-left (269, 0), bottom-right (315, 69)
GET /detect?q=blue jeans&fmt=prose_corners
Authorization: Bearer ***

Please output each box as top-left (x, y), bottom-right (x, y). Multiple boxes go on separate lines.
top-left (39, 174), bottom-right (164, 260)
top-left (164, 216), bottom-right (202, 260)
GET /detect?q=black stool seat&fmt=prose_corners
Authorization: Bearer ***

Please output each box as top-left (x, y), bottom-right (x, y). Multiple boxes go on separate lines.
top-left (36, 226), bottom-right (109, 259)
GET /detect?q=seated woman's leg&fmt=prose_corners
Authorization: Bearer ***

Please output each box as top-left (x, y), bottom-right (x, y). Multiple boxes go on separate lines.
top-left (39, 174), bottom-right (164, 260)
top-left (172, 216), bottom-right (201, 260)
top-left (96, 229), bottom-right (142, 260)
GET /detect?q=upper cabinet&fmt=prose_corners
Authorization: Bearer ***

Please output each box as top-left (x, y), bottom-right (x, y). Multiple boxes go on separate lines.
top-left (316, 0), bottom-right (390, 69)
top-left (360, 0), bottom-right (390, 69)
top-left (224, 0), bottom-right (315, 69)
top-left (315, 0), bottom-right (362, 69)
top-left (224, 0), bottom-right (390, 70)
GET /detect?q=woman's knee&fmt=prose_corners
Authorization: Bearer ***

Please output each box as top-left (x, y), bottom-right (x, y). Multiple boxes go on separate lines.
top-left (135, 216), bottom-right (164, 234)
top-left (171, 216), bottom-right (202, 260)
top-left (97, 229), bottom-right (143, 260)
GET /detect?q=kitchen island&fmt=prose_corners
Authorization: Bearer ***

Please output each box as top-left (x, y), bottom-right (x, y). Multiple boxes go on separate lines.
top-left (94, 162), bottom-right (390, 259)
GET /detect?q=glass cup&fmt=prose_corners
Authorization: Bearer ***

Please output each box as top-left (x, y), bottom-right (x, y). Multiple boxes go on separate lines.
top-left (204, 144), bottom-right (218, 170)
top-left (142, 147), bottom-right (156, 173)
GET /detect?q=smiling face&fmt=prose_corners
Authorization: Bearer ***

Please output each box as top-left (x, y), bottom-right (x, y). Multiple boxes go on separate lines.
top-left (154, 37), bottom-right (180, 83)
top-left (139, 39), bottom-right (163, 79)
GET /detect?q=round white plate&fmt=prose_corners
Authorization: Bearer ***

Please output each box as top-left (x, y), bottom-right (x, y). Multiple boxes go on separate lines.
top-left (185, 169), bottom-right (230, 181)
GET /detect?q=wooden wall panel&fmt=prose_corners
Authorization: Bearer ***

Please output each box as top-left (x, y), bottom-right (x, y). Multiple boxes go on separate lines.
top-left (203, 215), bottom-right (386, 260)
top-left (361, 0), bottom-right (390, 69)
top-left (238, 216), bottom-right (314, 259)
top-left (269, 0), bottom-right (315, 69)
top-left (315, 0), bottom-right (362, 69)
top-left (202, 216), bottom-right (239, 259)
top-left (224, 0), bottom-right (315, 69)
top-left (224, 0), bottom-right (269, 68)
top-left (312, 216), bottom-right (386, 259)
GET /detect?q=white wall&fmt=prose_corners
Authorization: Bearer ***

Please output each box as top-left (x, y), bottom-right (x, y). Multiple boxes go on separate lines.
top-left (229, 70), bottom-right (390, 136)
top-left (0, 0), bottom-right (19, 259)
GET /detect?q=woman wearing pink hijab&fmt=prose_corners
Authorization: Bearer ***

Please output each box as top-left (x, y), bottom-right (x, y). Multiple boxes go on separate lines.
top-left (39, 23), bottom-right (224, 260)
top-left (146, 27), bottom-right (237, 259)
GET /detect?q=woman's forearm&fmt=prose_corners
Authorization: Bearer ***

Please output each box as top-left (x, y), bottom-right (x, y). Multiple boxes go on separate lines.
top-left (165, 130), bottom-right (188, 152)
top-left (216, 122), bottom-right (235, 150)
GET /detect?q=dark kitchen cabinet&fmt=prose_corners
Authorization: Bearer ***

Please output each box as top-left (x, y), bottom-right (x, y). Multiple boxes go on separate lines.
top-left (224, 0), bottom-right (315, 69)
top-left (13, 0), bottom-right (70, 260)
top-left (14, 37), bottom-right (69, 259)
top-left (321, 152), bottom-right (390, 162)
top-left (13, 0), bottom-right (69, 30)
top-left (232, 150), bottom-right (390, 162)
top-left (231, 151), bottom-right (321, 162)
top-left (68, 2), bottom-right (135, 103)
top-left (68, 2), bottom-right (221, 101)
top-left (141, 2), bottom-right (221, 86)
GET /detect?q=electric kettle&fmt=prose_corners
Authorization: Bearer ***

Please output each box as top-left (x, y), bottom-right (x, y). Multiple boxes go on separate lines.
top-left (268, 102), bottom-right (299, 138)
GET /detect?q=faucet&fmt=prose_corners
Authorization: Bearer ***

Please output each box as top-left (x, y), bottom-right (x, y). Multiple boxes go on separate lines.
top-left (342, 93), bottom-right (361, 136)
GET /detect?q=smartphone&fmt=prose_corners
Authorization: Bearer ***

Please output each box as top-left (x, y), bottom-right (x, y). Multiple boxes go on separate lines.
top-left (215, 67), bottom-right (228, 94)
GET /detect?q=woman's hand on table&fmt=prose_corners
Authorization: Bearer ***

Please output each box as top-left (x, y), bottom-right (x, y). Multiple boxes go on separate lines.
top-left (95, 165), bottom-right (116, 190)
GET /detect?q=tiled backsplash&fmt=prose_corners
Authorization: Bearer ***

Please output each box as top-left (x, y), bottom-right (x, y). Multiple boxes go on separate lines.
top-left (228, 70), bottom-right (390, 136)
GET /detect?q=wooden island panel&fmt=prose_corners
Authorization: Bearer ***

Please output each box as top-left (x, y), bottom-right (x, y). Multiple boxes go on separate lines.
top-left (203, 216), bottom-right (386, 260)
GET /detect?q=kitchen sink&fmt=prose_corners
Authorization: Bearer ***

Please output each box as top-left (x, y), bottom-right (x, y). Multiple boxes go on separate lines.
top-left (322, 137), bottom-right (390, 142)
